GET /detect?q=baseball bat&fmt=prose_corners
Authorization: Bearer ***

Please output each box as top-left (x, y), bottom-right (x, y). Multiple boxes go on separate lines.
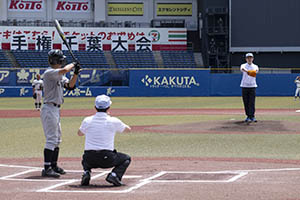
top-left (54, 19), bottom-right (81, 84)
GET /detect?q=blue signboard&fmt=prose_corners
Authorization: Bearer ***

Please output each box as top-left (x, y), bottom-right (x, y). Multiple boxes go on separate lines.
top-left (129, 69), bottom-right (210, 96)
top-left (0, 69), bottom-right (298, 97)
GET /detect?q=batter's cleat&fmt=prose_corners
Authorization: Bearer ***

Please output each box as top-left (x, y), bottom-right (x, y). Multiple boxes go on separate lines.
top-left (251, 117), bottom-right (257, 123)
top-left (244, 117), bottom-right (251, 123)
top-left (52, 166), bottom-right (66, 175)
top-left (81, 172), bottom-right (91, 186)
top-left (106, 173), bottom-right (123, 186)
top-left (42, 168), bottom-right (60, 178)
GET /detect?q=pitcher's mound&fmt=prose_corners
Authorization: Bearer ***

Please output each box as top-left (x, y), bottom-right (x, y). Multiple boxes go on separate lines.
top-left (143, 120), bottom-right (300, 134)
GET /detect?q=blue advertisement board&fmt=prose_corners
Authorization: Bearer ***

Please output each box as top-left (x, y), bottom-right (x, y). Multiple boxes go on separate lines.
top-left (129, 69), bottom-right (211, 96)
top-left (0, 69), bottom-right (298, 97)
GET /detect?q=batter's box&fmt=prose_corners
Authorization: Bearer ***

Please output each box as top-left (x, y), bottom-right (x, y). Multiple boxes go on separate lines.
top-left (151, 171), bottom-right (248, 183)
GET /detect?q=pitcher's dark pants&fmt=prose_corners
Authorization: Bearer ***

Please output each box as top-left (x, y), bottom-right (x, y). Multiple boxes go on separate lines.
top-left (242, 87), bottom-right (256, 118)
top-left (82, 150), bottom-right (131, 180)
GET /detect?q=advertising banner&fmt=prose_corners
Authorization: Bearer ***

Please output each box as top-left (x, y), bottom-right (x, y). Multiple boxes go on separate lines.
top-left (0, 69), bottom-right (298, 97)
top-left (107, 3), bottom-right (144, 16)
top-left (55, 0), bottom-right (91, 12)
top-left (0, 27), bottom-right (186, 51)
top-left (8, 0), bottom-right (44, 12)
top-left (0, 70), bottom-right (11, 84)
top-left (157, 3), bottom-right (193, 16)
top-left (129, 69), bottom-right (210, 96)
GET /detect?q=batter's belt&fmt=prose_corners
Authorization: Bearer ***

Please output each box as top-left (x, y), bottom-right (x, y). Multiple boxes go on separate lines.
top-left (44, 102), bottom-right (61, 108)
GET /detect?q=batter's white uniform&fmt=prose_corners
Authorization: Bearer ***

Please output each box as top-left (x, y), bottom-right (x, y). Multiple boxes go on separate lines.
top-left (32, 79), bottom-right (44, 104)
top-left (295, 79), bottom-right (300, 98)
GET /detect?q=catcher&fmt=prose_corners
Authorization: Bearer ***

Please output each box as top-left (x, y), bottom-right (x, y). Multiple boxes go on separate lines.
top-left (32, 74), bottom-right (43, 111)
top-left (294, 76), bottom-right (300, 100)
top-left (78, 95), bottom-right (131, 186)
top-left (240, 53), bottom-right (259, 123)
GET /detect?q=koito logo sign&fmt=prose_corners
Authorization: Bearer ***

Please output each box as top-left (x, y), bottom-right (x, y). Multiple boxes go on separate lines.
top-left (56, 0), bottom-right (90, 12)
top-left (8, 0), bottom-right (43, 11)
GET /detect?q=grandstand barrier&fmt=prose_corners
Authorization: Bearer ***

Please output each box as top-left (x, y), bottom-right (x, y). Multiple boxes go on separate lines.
top-left (0, 69), bottom-right (298, 97)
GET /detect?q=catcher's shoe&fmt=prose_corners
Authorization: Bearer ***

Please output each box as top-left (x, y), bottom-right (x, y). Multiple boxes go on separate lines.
top-left (81, 172), bottom-right (91, 186)
top-left (53, 166), bottom-right (66, 175)
top-left (106, 173), bottom-right (123, 186)
top-left (42, 168), bottom-right (60, 178)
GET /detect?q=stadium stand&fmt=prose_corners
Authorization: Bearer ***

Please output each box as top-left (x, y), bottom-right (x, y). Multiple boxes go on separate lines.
top-left (63, 50), bottom-right (109, 68)
top-left (11, 50), bottom-right (49, 68)
top-left (0, 50), bottom-right (12, 68)
top-left (2, 50), bottom-right (199, 69)
top-left (161, 51), bottom-right (197, 68)
top-left (112, 51), bottom-right (157, 68)
top-left (10, 50), bottom-right (109, 68)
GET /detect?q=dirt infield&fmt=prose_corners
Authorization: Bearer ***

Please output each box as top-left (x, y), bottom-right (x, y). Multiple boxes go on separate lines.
top-left (133, 120), bottom-right (300, 134)
top-left (1, 158), bottom-right (300, 200)
top-left (0, 108), bottom-right (298, 118)
top-left (1, 108), bottom-right (300, 199)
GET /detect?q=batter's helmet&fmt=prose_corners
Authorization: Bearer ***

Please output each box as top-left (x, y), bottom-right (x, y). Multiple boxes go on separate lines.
top-left (48, 49), bottom-right (66, 65)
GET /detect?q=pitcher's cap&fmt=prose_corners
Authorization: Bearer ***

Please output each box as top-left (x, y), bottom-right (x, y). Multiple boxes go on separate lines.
top-left (245, 53), bottom-right (254, 58)
top-left (95, 95), bottom-right (112, 109)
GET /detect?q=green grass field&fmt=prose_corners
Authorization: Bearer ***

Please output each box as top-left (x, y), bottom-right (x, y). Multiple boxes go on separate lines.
top-left (1, 97), bottom-right (300, 160)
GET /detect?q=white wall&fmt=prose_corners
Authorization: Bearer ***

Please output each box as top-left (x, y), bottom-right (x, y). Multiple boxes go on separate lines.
top-left (7, 0), bottom-right (47, 20)
top-left (94, 0), bottom-right (106, 21)
top-left (3, 0), bottom-right (198, 30)
top-left (0, 0), bottom-right (8, 21)
top-left (49, 0), bottom-right (94, 22)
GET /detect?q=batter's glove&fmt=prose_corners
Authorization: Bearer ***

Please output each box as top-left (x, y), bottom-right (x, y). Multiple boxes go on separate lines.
top-left (33, 93), bottom-right (37, 99)
top-left (247, 70), bottom-right (257, 77)
top-left (73, 61), bottom-right (81, 75)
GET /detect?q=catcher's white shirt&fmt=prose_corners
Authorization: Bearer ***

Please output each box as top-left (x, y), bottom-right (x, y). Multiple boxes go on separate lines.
top-left (240, 63), bottom-right (259, 88)
top-left (79, 112), bottom-right (129, 151)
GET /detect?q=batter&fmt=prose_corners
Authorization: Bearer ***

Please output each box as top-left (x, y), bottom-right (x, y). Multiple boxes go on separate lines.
top-left (40, 49), bottom-right (80, 178)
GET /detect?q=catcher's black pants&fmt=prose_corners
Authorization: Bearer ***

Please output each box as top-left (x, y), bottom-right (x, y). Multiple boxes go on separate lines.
top-left (82, 150), bottom-right (131, 180)
top-left (242, 87), bottom-right (256, 118)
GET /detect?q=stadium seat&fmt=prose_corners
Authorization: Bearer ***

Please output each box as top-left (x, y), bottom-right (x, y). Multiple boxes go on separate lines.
top-left (161, 51), bottom-right (197, 68)
top-left (111, 51), bottom-right (157, 68)
top-left (0, 50), bottom-right (12, 68)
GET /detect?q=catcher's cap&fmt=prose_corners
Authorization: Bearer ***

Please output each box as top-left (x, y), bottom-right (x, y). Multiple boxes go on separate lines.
top-left (245, 53), bottom-right (254, 58)
top-left (95, 95), bottom-right (112, 109)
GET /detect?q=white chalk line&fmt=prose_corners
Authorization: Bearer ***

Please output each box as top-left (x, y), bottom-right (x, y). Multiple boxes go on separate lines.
top-left (150, 171), bottom-right (248, 183)
top-left (0, 169), bottom-right (38, 180)
top-left (39, 171), bottom-right (167, 194)
top-left (37, 172), bottom-right (107, 192)
top-left (2, 163), bottom-right (300, 193)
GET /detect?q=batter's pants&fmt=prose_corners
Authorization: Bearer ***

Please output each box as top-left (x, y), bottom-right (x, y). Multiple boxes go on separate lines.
top-left (40, 104), bottom-right (62, 150)
top-left (242, 87), bottom-right (256, 118)
top-left (82, 150), bottom-right (131, 180)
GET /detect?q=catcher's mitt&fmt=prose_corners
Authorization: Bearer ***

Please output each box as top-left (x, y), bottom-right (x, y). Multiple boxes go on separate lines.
top-left (247, 70), bottom-right (257, 77)
top-left (33, 93), bottom-right (37, 99)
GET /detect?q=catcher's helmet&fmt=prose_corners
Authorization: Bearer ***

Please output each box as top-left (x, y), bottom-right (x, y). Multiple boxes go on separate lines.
top-left (48, 49), bottom-right (66, 65)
